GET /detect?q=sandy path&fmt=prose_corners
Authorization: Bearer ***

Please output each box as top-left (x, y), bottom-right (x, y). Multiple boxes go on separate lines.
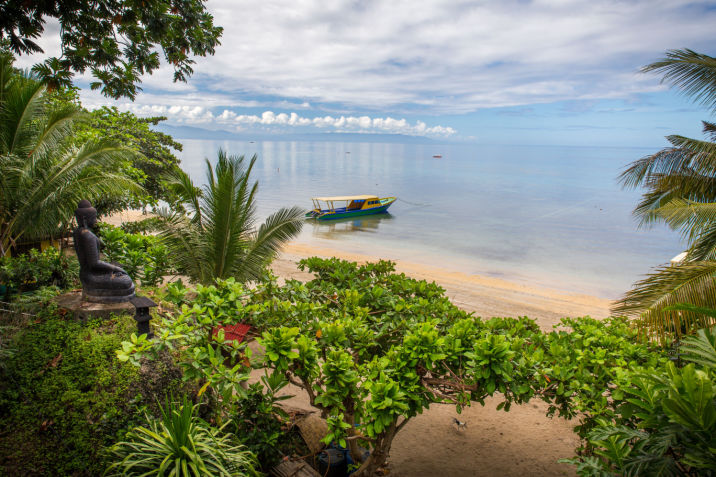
top-left (265, 243), bottom-right (610, 476)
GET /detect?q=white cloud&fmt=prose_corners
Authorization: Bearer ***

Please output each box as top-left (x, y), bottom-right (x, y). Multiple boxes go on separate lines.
top-left (18, 0), bottom-right (716, 135)
top-left (183, 0), bottom-right (715, 112)
top-left (105, 102), bottom-right (456, 137)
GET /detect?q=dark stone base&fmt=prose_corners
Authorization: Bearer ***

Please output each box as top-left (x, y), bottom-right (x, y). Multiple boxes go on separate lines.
top-left (82, 290), bottom-right (135, 304)
top-left (55, 291), bottom-right (135, 322)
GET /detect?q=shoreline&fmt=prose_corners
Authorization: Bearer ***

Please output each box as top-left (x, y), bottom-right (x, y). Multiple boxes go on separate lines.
top-left (274, 242), bottom-right (613, 330)
top-left (105, 210), bottom-right (614, 328)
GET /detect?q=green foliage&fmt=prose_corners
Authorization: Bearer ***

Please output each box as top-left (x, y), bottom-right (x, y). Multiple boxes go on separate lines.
top-left (0, 246), bottom-right (79, 296)
top-left (230, 372), bottom-right (292, 469)
top-left (75, 107), bottom-right (184, 212)
top-left (98, 224), bottom-right (173, 287)
top-left (563, 326), bottom-right (716, 475)
top-left (117, 278), bottom-right (253, 415)
top-left (642, 49), bottom-right (716, 114)
top-left (614, 50), bottom-right (716, 340)
top-left (107, 396), bottom-right (259, 477)
top-left (0, 52), bottom-right (138, 256)
top-left (247, 258), bottom-right (665, 477)
top-left (0, 0), bottom-right (223, 100)
top-left (538, 316), bottom-right (668, 440)
top-left (0, 310), bottom-right (183, 476)
top-left (157, 149), bottom-right (304, 284)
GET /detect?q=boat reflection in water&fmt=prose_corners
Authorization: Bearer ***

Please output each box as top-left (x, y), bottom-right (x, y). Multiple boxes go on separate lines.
top-left (308, 213), bottom-right (395, 240)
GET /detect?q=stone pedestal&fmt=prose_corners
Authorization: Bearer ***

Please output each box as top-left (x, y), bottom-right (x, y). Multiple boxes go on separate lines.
top-left (55, 291), bottom-right (135, 322)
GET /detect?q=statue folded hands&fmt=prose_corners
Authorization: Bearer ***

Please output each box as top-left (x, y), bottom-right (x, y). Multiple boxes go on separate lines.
top-left (73, 200), bottom-right (135, 303)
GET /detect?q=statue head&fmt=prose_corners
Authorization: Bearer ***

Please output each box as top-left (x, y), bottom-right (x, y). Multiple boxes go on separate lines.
top-left (75, 200), bottom-right (97, 228)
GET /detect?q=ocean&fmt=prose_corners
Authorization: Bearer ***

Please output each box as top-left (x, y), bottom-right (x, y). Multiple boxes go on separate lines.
top-left (175, 139), bottom-right (683, 299)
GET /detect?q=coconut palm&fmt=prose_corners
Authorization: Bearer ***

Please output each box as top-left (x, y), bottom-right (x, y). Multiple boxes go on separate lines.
top-left (158, 149), bottom-right (304, 284)
top-left (613, 49), bottom-right (716, 340)
top-left (0, 52), bottom-right (137, 256)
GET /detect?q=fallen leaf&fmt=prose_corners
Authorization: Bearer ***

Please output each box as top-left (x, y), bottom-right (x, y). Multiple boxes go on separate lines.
top-left (49, 353), bottom-right (62, 368)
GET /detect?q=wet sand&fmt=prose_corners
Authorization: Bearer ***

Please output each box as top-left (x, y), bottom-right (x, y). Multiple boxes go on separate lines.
top-left (273, 242), bottom-right (612, 330)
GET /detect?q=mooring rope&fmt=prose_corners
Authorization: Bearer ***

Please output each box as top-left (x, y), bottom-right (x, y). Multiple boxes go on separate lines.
top-left (397, 197), bottom-right (431, 207)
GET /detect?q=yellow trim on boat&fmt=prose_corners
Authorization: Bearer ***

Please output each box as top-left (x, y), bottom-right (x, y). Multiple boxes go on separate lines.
top-left (312, 195), bottom-right (378, 201)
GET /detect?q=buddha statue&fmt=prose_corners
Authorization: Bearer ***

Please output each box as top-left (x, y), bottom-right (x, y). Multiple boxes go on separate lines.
top-left (73, 200), bottom-right (135, 303)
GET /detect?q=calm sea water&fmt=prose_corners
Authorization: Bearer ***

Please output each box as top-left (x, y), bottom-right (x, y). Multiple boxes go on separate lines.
top-left (175, 139), bottom-right (683, 299)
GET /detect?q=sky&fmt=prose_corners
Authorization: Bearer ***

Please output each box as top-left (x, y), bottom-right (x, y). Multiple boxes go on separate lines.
top-left (15, 0), bottom-right (716, 146)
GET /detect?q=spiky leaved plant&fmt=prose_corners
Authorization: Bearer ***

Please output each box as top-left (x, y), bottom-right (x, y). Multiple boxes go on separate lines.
top-left (157, 149), bottom-right (304, 284)
top-left (614, 50), bottom-right (716, 341)
top-left (106, 396), bottom-right (259, 476)
top-left (0, 51), bottom-right (137, 256)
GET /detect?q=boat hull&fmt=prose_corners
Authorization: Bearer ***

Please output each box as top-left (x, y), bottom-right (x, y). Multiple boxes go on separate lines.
top-left (316, 203), bottom-right (393, 220)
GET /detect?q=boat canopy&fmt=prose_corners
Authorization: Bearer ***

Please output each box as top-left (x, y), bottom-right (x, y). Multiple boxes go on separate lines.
top-left (312, 195), bottom-right (378, 202)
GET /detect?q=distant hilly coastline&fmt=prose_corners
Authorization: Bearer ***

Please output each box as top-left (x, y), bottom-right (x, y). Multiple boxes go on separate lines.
top-left (156, 123), bottom-right (443, 144)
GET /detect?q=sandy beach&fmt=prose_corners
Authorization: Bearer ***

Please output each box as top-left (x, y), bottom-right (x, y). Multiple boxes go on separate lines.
top-left (273, 242), bottom-right (612, 330)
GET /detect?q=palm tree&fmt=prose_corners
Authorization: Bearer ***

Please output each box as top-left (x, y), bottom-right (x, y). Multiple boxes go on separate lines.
top-left (613, 49), bottom-right (716, 340)
top-left (158, 149), bottom-right (304, 284)
top-left (0, 52), bottom-right (137, 256)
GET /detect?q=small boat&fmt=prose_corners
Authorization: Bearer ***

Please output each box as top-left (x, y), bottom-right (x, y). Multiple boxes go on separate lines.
top-left (432, 154), bottom-right (442, 158)
top-left (305, 195), bottom-right (396, 221)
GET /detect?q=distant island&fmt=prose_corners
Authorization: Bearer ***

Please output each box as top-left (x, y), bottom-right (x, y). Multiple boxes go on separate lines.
top-left (156, 123), bottom-right (445, 144)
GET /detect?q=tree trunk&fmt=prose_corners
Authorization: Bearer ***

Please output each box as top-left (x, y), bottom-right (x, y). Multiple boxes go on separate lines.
top-left (352, 421), bottom-right (399, 477)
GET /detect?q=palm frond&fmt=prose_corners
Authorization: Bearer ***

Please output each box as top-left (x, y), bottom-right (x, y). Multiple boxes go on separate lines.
top-left (165, 167), bottom-right (203, 225)
top-left (642, 49), bottom-right (716, 113)
top-left (158, 149), bottom-right (303, 284)
top-left (0, 80), bottom-right (45, 155)
top-left (157, 208), bottom-right (209, 281)
top-left (679, 325), bottom-right (716, 368)
top-left (238, 206), bottom-right (305, 282)
top-left (612, 262), bottom-right (716, 342)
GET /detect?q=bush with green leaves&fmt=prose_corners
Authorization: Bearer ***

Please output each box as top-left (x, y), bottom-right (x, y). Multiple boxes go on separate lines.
top-left (98, 223), bottom-right (173, 287)
top-left (0, 309), bottom-right (184, 476)
top-left (106, 396), bottom-right (259, 477)
top-left (230, 372), bottom-right (292, 469)
top-left (117, 278), bottom-right (253, 416)
top-left (117, 258), bottom-right (668, 474)
top-left (538, 316), bottom-right (668, 443)
top-left (0, 247), bottom-right (78, 296)
top-left (563, 326), bottom-right (716, 475)
top-left (244, 258), bottom-right (665, 476)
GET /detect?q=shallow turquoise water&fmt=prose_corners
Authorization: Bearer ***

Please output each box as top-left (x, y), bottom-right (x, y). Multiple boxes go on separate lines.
top-left (176, 139), bottom-right (683, 298)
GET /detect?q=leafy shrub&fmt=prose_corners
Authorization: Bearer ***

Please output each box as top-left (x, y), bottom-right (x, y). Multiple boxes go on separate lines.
top-left (117, 278), bottom-right (253, 414)
top-left (107, 396), bottom-right (259, 477)
top-left (119, 258), bottom-right (670, 475)
top-left (563, 326), bottom-right (716, 475)
top-left (120, 216), bottom-right (163, 235)
top-left (0, 247), bottom-right (78, 297)
top-left (249, 258), bottom-right (667, 476)
top-left (98, 223), bottom-right (173, 287)
top-left (0, 310), bottom-right (184, 476)
top-left (539, 316), bottom-right (667, 443)
top-left (230, 372), bottom-right (291, 469)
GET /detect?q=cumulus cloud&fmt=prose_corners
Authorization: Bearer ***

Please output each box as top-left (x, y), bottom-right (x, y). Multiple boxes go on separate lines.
top-left (109, 102), bottom-right (456, 137)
